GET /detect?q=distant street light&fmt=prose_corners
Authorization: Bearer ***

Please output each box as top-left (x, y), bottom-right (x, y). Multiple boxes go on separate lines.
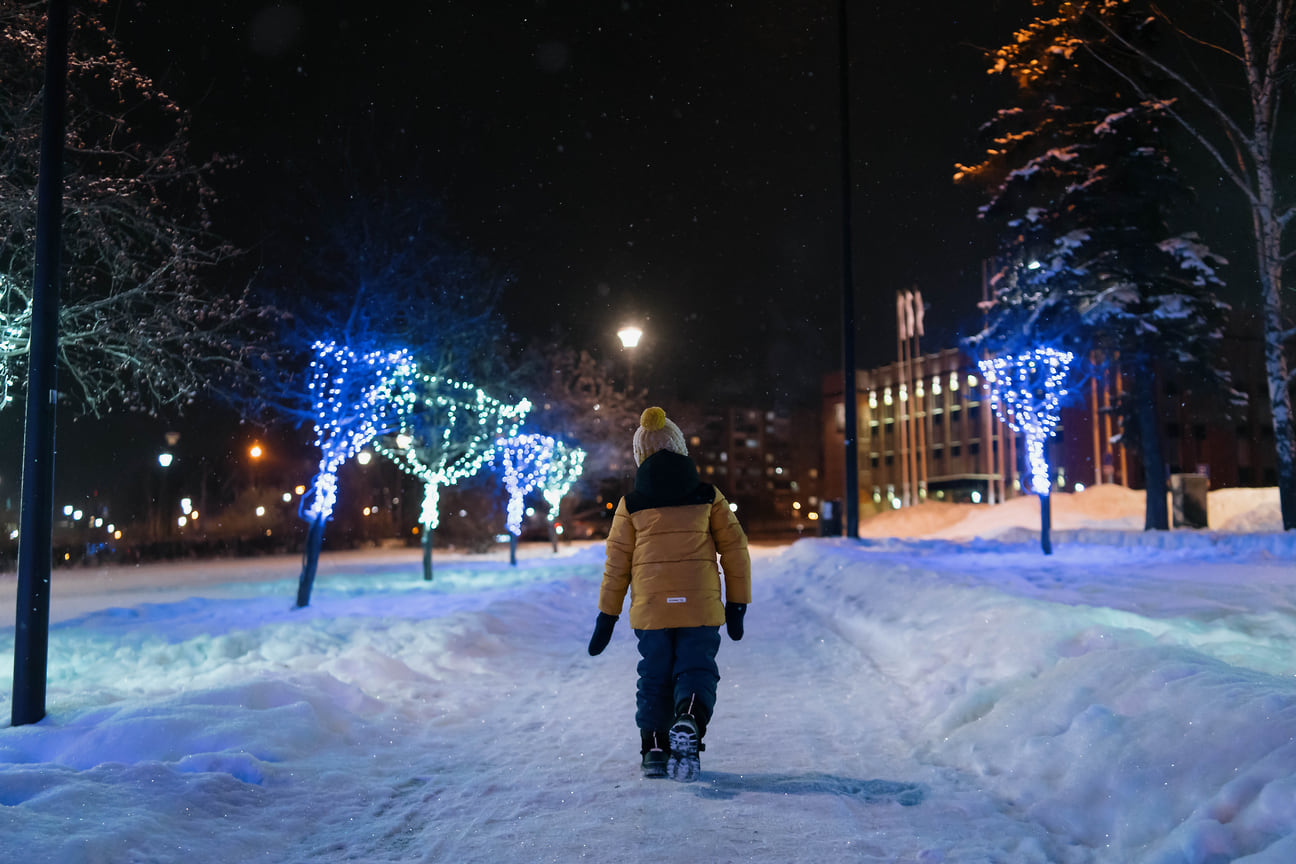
top-left (617, 324), bottom-right (643, 393)
top-left (157, 452), bottom-right (173, 468)
top-left (248, 442), bottom-right (264, 491)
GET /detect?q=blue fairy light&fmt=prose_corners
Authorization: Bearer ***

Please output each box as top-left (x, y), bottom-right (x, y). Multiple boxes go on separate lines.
top-left (301, 341), bottom-right (417, 522)
top-left (977, 346), bottom-right (1075, 496)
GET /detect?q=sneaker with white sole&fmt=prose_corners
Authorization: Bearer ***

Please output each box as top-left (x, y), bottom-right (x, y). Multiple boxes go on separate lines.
top-left (665, 714), bottom-right (701, 782)
top-left (640, 730), bottom-right (668, 779)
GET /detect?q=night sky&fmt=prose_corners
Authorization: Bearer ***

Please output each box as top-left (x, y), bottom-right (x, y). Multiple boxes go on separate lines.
top-left (1, 1), bottom-right (1044, 510)
top-left (108, 0), bottom-right (1029, 404)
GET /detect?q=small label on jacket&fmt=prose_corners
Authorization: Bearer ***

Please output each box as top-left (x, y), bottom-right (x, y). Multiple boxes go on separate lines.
top-left (666, 597), bottom-right (687, 604)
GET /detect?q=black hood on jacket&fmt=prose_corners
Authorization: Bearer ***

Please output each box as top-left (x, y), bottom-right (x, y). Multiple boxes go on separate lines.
top-left (626, 450), bottom-right (716, 513)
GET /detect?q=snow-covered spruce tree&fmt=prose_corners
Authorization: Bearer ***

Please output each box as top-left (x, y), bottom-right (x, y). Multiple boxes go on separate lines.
top-left (959, 25), bottom-right (1233, 530)
top-left (0, 0), bottom-right (265, 416)
top-left (980, 0), bottom-right (1295, 525)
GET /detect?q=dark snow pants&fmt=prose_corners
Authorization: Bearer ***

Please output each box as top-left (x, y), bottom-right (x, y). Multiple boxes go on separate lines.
top-left (633, 626), bottom-right (721, 737)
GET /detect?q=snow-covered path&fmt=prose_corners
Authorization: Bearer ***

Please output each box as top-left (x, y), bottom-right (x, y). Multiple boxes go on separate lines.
top-left (311, 545), bottom-right (1054, 864)
top-left (5, 531), bottom-right (1296, 863)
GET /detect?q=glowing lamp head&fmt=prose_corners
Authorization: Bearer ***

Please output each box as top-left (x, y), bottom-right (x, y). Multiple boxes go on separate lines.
top-left (617, 325), bottom-right (643, 349)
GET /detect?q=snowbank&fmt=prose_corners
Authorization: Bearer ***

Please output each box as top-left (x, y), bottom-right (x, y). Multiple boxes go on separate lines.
top-left (859, 484), bottom-right (1281, 539)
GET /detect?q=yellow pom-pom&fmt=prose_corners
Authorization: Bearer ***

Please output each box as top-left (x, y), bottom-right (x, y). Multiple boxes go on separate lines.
top-left (640, 407), bottom-right (666, 431)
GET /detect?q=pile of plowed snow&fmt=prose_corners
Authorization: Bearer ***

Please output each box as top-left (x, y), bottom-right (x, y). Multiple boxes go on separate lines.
top-left (858, 484), bottom-right (1281, 539)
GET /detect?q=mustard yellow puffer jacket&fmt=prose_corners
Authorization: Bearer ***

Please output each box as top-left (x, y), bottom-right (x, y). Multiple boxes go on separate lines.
top-left (598, 450), bottom-right (751, 630)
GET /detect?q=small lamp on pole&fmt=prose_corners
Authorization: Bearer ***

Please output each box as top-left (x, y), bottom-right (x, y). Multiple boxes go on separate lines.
top-left (617, 325), bottom-right (643, 393)
top-left (248, 442), bottom-right (264, 492)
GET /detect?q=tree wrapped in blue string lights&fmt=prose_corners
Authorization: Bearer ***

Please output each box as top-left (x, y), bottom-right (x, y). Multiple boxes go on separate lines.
top-left (373, 370), bottom-right (530, 580)
top-left (977, 346), bottom-right (1075, 555)
top-left (297, 341), bottom-right (417, 606)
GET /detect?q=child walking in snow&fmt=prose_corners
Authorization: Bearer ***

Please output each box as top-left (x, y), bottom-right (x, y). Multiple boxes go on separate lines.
top-left (587, 407), bottom-right (751, 781)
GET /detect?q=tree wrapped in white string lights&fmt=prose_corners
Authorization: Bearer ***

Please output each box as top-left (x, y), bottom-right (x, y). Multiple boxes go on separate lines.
top-left (373, 370), bottom-right (530, 580)
top-left (977, 346), bottom-right (1075, 555)
top-left (491, 433), bottom-right (555, 566)
top-left (491, 434), bottom-right (587, 562)
top-left (296, 341), bottom-right (417, 606)
top-left (539, 439), bottom-right (585, 552)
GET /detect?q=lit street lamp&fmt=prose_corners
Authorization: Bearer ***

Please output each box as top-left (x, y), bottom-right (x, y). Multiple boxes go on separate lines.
top-left (156, 450), bottom-right (173, 540)
top-left (617, 324), bottom-right (643, 393)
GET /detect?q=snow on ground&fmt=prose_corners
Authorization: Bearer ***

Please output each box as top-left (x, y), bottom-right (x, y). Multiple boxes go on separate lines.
top-left (2, 486), bottom-right (1295, 863)
top-left (859, 483), bottom-right (1284, 540)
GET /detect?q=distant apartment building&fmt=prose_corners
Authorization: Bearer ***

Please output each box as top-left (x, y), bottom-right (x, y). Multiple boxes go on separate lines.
top-left (1150, 335), bottom-right (1278, 488)
top-left (684, 404), bottom-right (824, 535)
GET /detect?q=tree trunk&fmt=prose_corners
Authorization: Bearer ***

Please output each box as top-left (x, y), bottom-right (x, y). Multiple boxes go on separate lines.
top-left (1038, 492), bottom-right (1052, 555)
top-left (1240, 0), bottom-right (1296, 530)
top-left (549, 520), bottom-right (558, 553)
top-left (422, 526), bottom-right (433, 581)
top-left (1262, 316), bottom-right (1296, 529)
top-left (1133, 370), bottom-right (1169, 530)
top-left (509, 533), bottom-right (518, 566)
top-left (1253, 166), bottom-right (1296, 528)
top-left (296, 514), bottom-right (326, 608)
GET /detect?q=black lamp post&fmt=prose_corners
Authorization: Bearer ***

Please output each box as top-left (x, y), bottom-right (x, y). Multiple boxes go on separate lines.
top-left (838, 0), bottom-right (860, 539)
top-left (13, 0), bottom-right (69, 727)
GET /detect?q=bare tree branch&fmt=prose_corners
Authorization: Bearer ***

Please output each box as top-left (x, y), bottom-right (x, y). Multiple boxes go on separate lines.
top-left (1078, 14), bottom-right (1260, 203)
top-left (1147, 2), bottom-right (1243, 60)
top-left (0, 1), bottom-right (272, 418)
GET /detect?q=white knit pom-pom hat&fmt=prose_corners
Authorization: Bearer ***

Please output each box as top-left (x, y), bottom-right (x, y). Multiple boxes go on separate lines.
top-left (633, 406), bottom-right (688, 466)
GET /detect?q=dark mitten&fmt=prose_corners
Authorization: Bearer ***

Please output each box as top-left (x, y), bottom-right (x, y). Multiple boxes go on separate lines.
top-left (587, 612), bottom-right (618, 656)
top-left (725, 602), bottom-right (747, 641)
